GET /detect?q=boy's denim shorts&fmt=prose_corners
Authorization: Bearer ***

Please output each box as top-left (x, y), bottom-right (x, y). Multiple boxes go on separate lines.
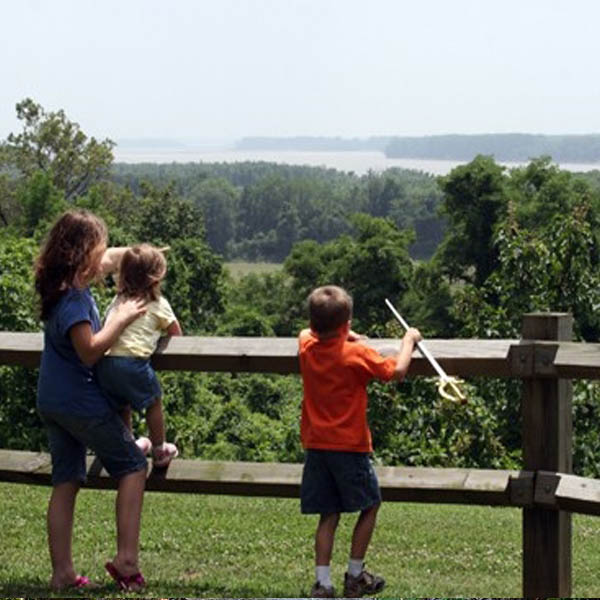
top-left (39, 409), bottom-right (147, 486)
top-left (96, 356), bottom-right (161, 412)
top-left (300, 449), bottom-right (382, 514)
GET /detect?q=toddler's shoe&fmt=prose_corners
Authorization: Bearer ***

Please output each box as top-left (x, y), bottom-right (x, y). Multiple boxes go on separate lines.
top-left (343, 567), bottom-right (385, 598)
top-left (135, 436), bottom-right (152, 455)
top-left (152, 441), bottom-right (179, 467)
top-left (310, 580), bottom-right (335, 598)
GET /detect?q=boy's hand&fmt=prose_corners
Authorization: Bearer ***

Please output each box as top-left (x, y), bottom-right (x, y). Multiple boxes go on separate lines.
top-left (403, 327), bottom-right (422, 344)
top-left (347, 329), bottom-right (367, 342)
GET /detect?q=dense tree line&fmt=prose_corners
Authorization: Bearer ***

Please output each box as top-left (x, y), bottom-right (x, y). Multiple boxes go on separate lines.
top-left (386, 133), bottom-right (600, 162)
top-left (234, 133), bottom-right (600, 163)
top-left (3, 99), bottom-right (600, 475)
top-left (111, 160), bottom-right (444, 260)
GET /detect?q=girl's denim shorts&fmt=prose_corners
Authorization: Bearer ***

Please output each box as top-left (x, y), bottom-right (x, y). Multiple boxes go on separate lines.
top-left (39, 409), bottom-right (147, 485)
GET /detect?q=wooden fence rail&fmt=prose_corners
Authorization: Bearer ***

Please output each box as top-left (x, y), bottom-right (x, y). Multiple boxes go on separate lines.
top-left (0, 312), bottom-right (598, 596)
top-left (0, 449), bottom-right (533, 505)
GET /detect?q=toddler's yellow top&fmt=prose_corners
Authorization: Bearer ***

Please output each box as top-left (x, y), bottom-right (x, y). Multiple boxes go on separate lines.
top-left (105, 294), bottom-right (177, 358)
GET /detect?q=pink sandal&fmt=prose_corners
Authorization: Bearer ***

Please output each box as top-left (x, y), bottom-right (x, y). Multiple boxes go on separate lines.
top-left (73, 575), bottom-right (92, 588)
top-left (105, 561), bottom-right (146, 591)
top-left (51, 574), bottom-right (97, 591)
top-left (152, 441), bottom-right (179, 467)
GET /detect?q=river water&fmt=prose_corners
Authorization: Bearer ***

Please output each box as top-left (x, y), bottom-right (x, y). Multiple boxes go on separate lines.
top-left (112, 147), bottom-right (600, 176)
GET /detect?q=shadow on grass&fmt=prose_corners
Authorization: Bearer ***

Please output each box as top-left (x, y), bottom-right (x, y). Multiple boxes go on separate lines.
top-left (0, 577), bottom-right (304, 598)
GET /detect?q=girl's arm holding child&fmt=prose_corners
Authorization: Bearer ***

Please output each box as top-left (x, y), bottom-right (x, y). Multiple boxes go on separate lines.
top-left (72, 246), bottom-right (147, 367)
top-left (70, 300), bottom-right (146, 367)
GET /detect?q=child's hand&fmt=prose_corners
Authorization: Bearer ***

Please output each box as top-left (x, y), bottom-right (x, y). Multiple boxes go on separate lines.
top-left (404, 327), bottom-right (422, 344)
top-left (347, 329), bottom-right (367, 342)
top-left (114, 297), bottom-right (146, 326)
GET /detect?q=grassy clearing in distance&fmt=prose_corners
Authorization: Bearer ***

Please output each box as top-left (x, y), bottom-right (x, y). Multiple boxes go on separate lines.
top-left (2, 481), bottom-right (600, 597)
top-left (224, 261), bottom-right (283, 280)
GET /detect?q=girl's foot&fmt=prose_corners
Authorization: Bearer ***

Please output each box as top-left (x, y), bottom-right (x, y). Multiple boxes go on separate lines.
top-left (152, 442), bottom-right (179, 467)
top-left (105, 561), bottom-right (145, 592)
top-left (50, 574), bottom-right (98, 591)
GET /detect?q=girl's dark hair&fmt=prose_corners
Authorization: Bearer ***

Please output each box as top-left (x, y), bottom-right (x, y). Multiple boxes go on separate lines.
top-left (117, 244), bottom-right (167, 302)
top-left (34, 210), bottom-right (107, 320)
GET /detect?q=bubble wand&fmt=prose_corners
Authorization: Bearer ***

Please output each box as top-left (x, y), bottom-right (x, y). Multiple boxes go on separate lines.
top-left (385, 298), bottom-right (467, 404)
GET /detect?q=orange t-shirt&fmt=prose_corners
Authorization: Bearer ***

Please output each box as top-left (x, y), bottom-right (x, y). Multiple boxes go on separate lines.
top-left (298, 329), bottom-right (397, 452)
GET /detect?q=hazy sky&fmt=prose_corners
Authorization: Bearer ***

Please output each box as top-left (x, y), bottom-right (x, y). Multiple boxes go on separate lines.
top-left (2, 0), bottom-right (600, 141)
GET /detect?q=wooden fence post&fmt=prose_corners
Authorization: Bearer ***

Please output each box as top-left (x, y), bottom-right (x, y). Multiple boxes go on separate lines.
top-left (521, 312), bottom-right (573, 598)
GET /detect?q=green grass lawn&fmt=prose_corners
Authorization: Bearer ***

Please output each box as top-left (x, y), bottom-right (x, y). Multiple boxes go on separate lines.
top-left (2, 481), bottom-right (600, 597)
top-left (224, 261), bottom-right (283, 280)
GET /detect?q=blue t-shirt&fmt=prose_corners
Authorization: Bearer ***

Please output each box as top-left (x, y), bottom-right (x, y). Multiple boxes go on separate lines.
top-left (37, 287), bottom-right (113, 417)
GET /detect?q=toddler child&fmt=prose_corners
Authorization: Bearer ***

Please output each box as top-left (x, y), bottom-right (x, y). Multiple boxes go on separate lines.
top-left (96, 243), bottom-right (182, 467)
top-left (298, 285), bottom-right (421, 598)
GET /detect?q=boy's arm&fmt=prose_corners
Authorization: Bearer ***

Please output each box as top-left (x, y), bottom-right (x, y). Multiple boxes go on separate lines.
top-left (391, 327), bottom-right (422, 381)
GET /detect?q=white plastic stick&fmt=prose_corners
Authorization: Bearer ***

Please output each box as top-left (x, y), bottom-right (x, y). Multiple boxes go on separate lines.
top-left (384, 298), bottom-right (449, 381)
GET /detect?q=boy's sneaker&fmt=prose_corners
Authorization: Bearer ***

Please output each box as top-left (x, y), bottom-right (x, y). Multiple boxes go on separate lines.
top-left (135, 436), bottom-right (152, 455)
top-left (152, 442), bottom-right (179, 467)
top-left (343, 568), bottom-right (385, 598)
top-left (310, 580), bottom-right (336, 598)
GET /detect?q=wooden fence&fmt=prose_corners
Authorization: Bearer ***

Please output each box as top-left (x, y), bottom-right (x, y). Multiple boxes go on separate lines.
top-left (1, 312), bottom-right (599, 597)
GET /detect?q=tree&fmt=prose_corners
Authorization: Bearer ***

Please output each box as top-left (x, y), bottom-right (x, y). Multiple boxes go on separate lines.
top-left (454, 202), bottom-right (600, 341)
top-left (135, 181), bottom-right (206, 245)
top-left (17, 170), bottom-right (66, 237)
top-left (163, 238), bottom-right (226, 334)
top-left (436, 155), bottom-right (507, 286)
top-left (3, 98), bottom-right (115, 201)
top-left (284, 214), bottom-right (415, 334)
top-left (190, 178), bottom-right (238, 255)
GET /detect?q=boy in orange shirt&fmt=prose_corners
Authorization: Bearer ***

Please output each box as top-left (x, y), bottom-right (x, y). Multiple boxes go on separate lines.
top-left (298, 285), bottom-right (421, 598)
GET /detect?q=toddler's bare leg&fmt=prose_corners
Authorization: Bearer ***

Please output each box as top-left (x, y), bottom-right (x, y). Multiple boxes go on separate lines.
top-left (315, 512), bottom-right (340, 565)
top-left (146, 397), bottom-right (165, 447)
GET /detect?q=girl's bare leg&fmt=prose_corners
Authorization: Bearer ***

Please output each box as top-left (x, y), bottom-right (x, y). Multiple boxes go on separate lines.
top-left (111, 468), bottom-right (146, 576)
top-left (47, 481), bottom-right (80, 589)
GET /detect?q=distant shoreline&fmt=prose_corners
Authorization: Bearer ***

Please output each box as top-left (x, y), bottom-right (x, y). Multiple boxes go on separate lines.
top-left (235, 133), bottom-right (600, 164)
top-left (112, 147), bottom-right (600, 177)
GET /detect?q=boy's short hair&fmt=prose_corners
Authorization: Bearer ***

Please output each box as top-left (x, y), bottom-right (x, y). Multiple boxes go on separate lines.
top-left (308, 285), bottom-right (353, 334)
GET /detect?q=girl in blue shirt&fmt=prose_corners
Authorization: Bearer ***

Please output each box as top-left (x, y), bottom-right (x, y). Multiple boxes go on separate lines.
top-left (35, 210), bottom-right (147, 592)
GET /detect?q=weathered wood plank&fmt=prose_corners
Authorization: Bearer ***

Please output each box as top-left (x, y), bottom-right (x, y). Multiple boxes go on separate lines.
top-left (521, 313), bottom-right (572, 598)
top-left (7, 330), bottom-right (600, 379)
top-left (536, 471), bottom-right (600, 517)
top-left (0, 449), bottom-right (532, 506)
top-left (0, 332), bottom-right (44, 368)
top-left (553, 341), bottom-right (600, 379)
top-left (0, 332), bottom-right (518, 377)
